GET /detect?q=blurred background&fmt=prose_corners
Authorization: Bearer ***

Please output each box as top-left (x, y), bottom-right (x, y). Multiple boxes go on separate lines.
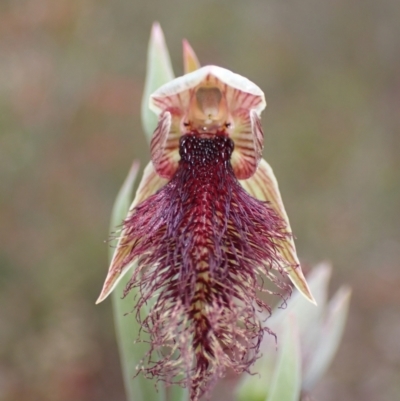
top-left (1, 0), bottom-right (399, 400)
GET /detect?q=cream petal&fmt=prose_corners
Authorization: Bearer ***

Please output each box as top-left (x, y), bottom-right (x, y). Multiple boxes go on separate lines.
top-left (96, 162), bottom-right (169, 303)
top-left (239, 158), bottom-right (316, 304)
top-left (132, 161), bottom-right (169, 207)
top-left (149, 65), bottom-right (265, 117)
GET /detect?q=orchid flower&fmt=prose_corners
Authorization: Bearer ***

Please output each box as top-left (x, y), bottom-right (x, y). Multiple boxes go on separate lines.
top-left (97, 25), bottom-right (315, 401)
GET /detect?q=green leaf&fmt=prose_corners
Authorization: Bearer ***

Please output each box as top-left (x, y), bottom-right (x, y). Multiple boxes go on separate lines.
top-left (272, 262), bottom-right (332, 366)
top-left (109, 162), bottom-right (140, 233)
top-left (235, 340), bottom-right (276, 401)
top-left (236, 264), bottom-right (329, 401)
top-left (269, 262), bottom-right (331, 335)
top-left (266, 315), bottom-right (302, 401)
top-left (109, 161), bottom-right (166, 401)
top-left (141, 22), bottom-right (174, 142)
top-left (169, 385), bottom-right (189, 401)
top-left (302, 286), bottom-right (351, 391)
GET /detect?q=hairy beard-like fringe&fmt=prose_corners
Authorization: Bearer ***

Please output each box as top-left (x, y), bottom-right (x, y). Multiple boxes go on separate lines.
top-left (119, 133), bottom-right (292, 400)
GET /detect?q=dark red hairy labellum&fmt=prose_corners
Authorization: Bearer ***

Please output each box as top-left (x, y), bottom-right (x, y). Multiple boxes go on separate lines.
top-left (120, 132), bottom-right (291, 400)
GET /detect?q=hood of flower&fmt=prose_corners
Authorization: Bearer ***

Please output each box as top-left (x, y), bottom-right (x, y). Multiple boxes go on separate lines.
top-left (149, 66), bottom-right (265, 181)
top-left (118, 130), bottom-right (291, 400)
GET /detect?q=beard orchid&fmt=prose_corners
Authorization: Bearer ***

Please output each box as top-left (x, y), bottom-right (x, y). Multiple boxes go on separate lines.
top-left (97, 39), bottom-right (315, 401)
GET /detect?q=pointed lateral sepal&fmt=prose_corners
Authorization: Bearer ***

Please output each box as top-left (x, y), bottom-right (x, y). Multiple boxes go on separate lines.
top-left (141, 22), bottom-right (175, 142)
top-left (96, 161), bottom-right (169, 303)
top-left (239, 158), bottom-right (316, 304)
top-left (107, 160), bottom-right (166, 401)
top-left (183, 39), bottom-right (201, 73)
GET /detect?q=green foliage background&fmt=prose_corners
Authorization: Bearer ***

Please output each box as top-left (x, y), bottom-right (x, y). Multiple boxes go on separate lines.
top-left (1, 1), bottom-right (399, 400)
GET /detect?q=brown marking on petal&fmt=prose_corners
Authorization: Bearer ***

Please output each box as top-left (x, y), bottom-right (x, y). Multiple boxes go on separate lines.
top-left (150, 111), bottom-right (182, 178)
top-left (153, 96), bottom-right (171, 109)
top-left (151, 97), bottom-right (187, 130)
top-left (250, 109), bottom-right (264, 146)
top-left (112, 134), bottom-right (293, 399)
top-left (230, 110), bottom-right (263, 179)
